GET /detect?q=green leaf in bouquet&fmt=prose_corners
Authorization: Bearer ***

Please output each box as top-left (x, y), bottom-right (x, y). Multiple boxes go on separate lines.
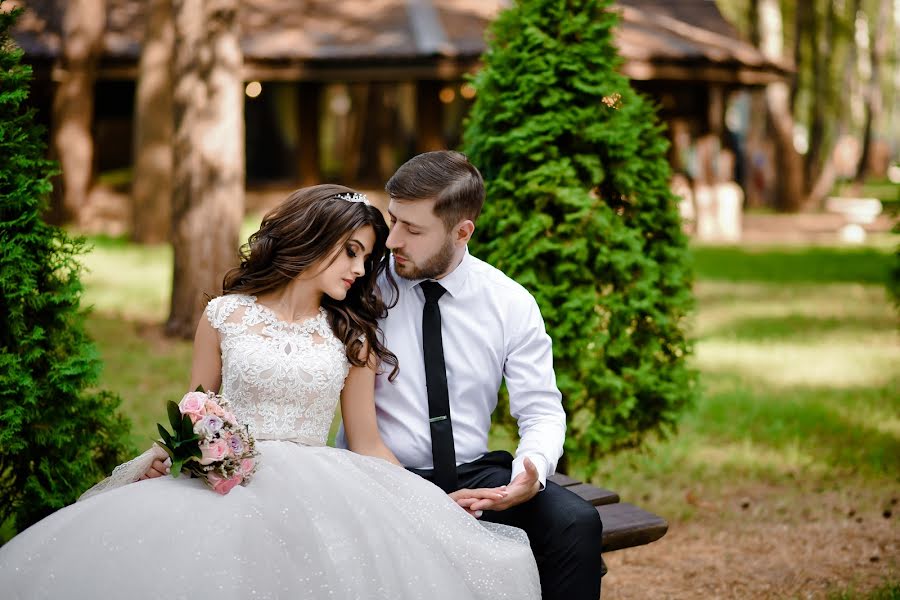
top-left (157, 424), bottom-right (173, 447)
top-left (169, 434), bottom-right (200, 453)
top-left (167, 400), bottom-right (183, 432)
top-left (170, 459), bottom-right (184, 478)
top-left (194, 385), bottom-right (205, 393)
top-left (180, 413), bottom-right (195, 439)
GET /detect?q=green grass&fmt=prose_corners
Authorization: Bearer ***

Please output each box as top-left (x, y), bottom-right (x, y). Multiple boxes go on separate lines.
top-left (49, 236), bottom-right (900, 591)
top-left (691, 246), bottom-right (894, 284)
top-left (85, 316), bottom-right (193, 449)
top-left (582, 244), bottom-right (899, 530)
top-left (76, 238), bottom-right (900, 499)
top-left (77, 238), bottom-right (900, 501)
top-left (828, 581), bottom-right (900, 600)
top-left (832, 177), bottom-right (900, 211)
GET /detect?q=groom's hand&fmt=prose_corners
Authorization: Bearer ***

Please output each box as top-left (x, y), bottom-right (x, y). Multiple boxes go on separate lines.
top-left (469, 457), bottom-right (540, 512)
top-left (449, 487), bottom-right (508, 517)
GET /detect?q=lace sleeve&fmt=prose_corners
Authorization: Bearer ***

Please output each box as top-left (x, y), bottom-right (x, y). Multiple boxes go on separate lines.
top-left (77, 445), bottom-right (168, 502)
top-left (205, 295), bottom-right (232, 330)
top-left (206, 294), bottom-right (251, 337)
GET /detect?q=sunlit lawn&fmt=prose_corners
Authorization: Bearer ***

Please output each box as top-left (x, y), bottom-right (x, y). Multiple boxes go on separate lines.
top-left (81, 238), bottom-right (899, 500)
top-left (73, 235), bottom-right (900, 596)
top-left (588, 245), bottom-right (898, 532)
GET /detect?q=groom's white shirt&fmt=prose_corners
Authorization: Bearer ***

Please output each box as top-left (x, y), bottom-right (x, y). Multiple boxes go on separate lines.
top-left (338, 248), bottom-right (566, 488)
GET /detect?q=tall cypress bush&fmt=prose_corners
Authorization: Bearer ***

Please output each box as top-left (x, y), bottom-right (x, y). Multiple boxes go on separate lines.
top-left (463, 0), bottom-right (696, 475)
top-left (0, 5), bottom-right (133, 533)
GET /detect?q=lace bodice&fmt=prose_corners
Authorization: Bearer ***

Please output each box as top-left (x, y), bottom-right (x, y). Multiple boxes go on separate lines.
top-left (205, 294), bottom-right (350, 446)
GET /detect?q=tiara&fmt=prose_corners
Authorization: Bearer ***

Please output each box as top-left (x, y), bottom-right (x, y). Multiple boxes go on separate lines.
top-left (334, 192), bottom-right (370, 205)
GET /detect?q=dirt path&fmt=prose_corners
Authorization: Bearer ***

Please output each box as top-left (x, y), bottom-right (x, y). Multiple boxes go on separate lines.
top-left (601, 485), bottom-right (898, 599)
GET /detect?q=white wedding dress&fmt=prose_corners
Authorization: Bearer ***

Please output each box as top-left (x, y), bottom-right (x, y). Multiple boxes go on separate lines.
top-left (0, 294), bottom-right (540, 600)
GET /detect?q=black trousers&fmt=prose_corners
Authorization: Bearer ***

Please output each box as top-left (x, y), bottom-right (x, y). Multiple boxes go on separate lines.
top-left (410, 451), bottom-right (605, 600)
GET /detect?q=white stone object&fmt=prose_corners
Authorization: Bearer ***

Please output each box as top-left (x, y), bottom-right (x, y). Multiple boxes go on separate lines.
top-left (825, 197), bottom-right (882, 244)
top-left (694, 182), bottom-right (743, 242)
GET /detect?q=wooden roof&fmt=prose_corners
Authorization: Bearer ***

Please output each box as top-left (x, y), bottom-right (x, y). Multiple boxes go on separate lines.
top-left (9, 0), bottom-right (789, 84)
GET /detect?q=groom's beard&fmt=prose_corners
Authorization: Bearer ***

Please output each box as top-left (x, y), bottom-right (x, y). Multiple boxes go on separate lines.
top-left (393, 236), bottom-right (456, 281)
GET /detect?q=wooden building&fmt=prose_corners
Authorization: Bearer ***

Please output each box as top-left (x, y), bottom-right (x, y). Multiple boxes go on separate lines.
top-left (12, 0), bottom-right (788, 196)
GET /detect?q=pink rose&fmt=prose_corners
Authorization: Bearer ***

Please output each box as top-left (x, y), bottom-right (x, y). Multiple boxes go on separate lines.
top-left (205, 398), bottom-right (226, 417)
top-left (199, 439), bottom-right (229, 465)
top-left (207, 472), bottom-right (242, 495)
top-left (240, 458), bottom-right (255, 475)
top-left (179, 392), bottom-right (207, 419)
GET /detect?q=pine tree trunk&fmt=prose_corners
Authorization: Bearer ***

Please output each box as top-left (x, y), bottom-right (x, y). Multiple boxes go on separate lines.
top-left (854, 0), bottom-right (889, 183)
top-left (801, 0), bottom-right (840, 211)
top-left (51, 0), bottom-right (105, 225)
top-left (758, 0), bottom-right (805, 211)
top-left (742, 89), bottom-right (774, 208)
top-left (131, 0), bottom-right (174, 244)
top-left (166, 0), bottom-right (244, 339)
top-left (790, 0), bottom-right (809, 114)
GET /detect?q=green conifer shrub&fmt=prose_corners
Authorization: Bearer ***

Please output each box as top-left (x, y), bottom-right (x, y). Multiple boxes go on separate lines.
top-left (463, 0), bottom-right (696, 475)
top-left (0, 5), bottom-right (133, 533)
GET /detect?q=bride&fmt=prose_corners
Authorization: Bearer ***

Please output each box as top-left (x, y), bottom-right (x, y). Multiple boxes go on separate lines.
top-left (0, 185), bottom-right (541, 599)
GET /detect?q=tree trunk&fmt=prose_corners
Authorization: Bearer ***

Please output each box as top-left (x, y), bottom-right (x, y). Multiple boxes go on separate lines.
top-left (166, 0), bottom-right (244, 339)
top-left (758, 0), bottom-right (805, 211)
top-left (804, 0), bottom-right (834, 195)
top-left (803, 0), bottom-right (855, 209)
top-left (131, 0), bottom-right (174, 244)
top-left (790, 0), bottom-right (809, 114)
top-left (746, 0), bottom-right (760, 46)
top-left (854, 0), bottom-right (889, 183)
top-left (50, 0), bottom-right (105, 225)
top-left (742, 89), bottom-right (774, 208)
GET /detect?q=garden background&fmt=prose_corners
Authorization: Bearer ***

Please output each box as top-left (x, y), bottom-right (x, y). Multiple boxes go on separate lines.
top-left (2, 0), bottom-right (898, 598)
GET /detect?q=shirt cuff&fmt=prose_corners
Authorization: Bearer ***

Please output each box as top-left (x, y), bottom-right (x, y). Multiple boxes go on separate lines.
top-left (510, 454), bottom-right (549, 491)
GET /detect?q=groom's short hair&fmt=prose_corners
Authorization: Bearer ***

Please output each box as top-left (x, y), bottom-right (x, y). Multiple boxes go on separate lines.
top-left (386, 150), bottom-right (485, 230)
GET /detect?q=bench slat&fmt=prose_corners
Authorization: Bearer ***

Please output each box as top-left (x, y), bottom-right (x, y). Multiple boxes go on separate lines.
top-left (597, 502), bottom-right (668, 552)
top-left (565, 483), bottom-right (619, 506)
top-left (547, 473), bottom-right (579, 487)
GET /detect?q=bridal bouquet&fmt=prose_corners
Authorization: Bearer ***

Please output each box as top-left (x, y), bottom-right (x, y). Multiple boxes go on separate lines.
top-left (156, 389), bottom-right (259, 495)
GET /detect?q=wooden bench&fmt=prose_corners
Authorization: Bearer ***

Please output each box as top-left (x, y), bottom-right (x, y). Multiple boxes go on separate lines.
top-left (548, 473), bottom-right (668, 552)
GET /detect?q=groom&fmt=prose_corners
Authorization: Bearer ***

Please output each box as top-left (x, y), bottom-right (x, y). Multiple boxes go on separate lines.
top-left (342, 150), bottom-right (604, 600)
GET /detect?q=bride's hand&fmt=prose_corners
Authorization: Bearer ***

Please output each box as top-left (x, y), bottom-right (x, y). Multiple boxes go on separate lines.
top-left (138, 446), bottom-right (171, 481)
top-left (448, 487), bottom-right (508, 517)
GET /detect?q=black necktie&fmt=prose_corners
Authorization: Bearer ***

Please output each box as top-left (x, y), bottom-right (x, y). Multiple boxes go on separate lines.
top-left (420, 281), bottom-right (458, 493)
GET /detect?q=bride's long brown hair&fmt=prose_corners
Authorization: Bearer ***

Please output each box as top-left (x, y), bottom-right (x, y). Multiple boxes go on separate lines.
top-left (222, 184), bottom-right (399, 379)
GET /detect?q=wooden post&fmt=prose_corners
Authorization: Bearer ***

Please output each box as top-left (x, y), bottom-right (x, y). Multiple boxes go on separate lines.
top-left (416, 80), bottom-right (444, 153)
top-left (707, 84), bottom-right (724, 136)
top-left (297, 82), bottom-right (322, 186)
